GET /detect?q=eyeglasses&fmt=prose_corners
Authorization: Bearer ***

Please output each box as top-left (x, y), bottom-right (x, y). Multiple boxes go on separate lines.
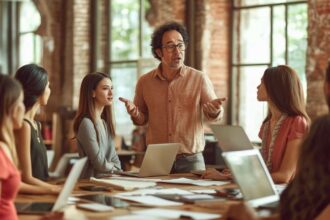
top-left (162, 43), bottom-right (186, 53)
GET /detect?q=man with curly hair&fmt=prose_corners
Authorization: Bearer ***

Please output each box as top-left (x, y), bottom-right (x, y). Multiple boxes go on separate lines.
top-left (120, 21), bottom-right (225, 173)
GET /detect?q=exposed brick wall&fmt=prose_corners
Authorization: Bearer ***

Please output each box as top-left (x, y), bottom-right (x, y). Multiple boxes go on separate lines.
top-left (34, 0), bottom-right (66, 116)
top-left (306, 0), bottom-right (330, 120)
top-left (201, 0), bottom-right (230, 123)
top-left (72, 0), bottom-right (90, 108)
top-left (147, 0), bottom-right (186, 26)
top-left (99, 0), bottom-right (109, 73)
top-left (36, 0), bottom-right (91, 112)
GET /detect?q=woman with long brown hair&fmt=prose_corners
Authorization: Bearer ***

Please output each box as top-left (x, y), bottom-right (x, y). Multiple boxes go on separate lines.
top-left (204, 65), bottom-right (309, 183)
top-left (0, 74), bottom-right (25, 220)
top-left (227, 114), bottom-right (330, 220)
top-left (73, 72), bottom-right (121, 178)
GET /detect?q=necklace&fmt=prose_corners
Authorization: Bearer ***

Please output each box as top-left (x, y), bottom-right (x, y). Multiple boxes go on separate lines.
top-left (261, 114), bottom-right (287, 171)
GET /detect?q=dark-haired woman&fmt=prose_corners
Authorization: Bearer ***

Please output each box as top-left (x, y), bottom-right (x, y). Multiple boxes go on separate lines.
top-left (73, 72), bottom-right (121, 178)
top-left (14, 64), bottom-right (60, 193)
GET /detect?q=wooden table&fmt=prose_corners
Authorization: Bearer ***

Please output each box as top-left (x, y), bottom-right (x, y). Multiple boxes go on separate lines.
top-left (17, 174), bottom-right (233, 220)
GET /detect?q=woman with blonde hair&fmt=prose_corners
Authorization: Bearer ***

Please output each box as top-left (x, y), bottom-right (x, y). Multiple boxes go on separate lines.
top-left (73, 72), bottom-right (121, 178)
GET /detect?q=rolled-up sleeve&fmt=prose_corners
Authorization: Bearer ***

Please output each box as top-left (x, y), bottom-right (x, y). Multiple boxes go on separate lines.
top-left (200, 74), bottom-right (223, 121)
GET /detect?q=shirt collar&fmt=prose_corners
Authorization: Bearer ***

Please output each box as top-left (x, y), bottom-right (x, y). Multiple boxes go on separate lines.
top-left (153, 64), bottom-right (186, 80)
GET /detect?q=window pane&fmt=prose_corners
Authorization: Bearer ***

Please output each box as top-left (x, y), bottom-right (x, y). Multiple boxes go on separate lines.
top-left (287, 4), bottom-right (307, 90)
top-left (19, 33), bottom-right (42, 66)
top-left (111, 0), bottom-right (139, 60)
top-left (19, 1), bottom-right (40, 33)
top-left (142, 0), bottom-right (153, 58)
top-left (111, 63), bottom-right (137, 137)
top-left (272, 5), bottom-right (286, 66)
top-left (234, 0), bottom-right (305, 7)
top-left (233, 8), bottom-right (270, 64)
top-left (235, 66), bottom-right (268, 141)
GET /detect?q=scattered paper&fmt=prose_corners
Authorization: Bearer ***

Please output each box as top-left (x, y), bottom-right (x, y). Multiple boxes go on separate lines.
top-left (275, 184), bottom-right (287, 194)
top-left (117, 188), bottom-right (193, 196)
top-left (109, 176), bottom-right (162, 182)
top-left (115, 195), bottom-right (183, 206)
top-left (159, 178), bottom-right (229, 186)
top-left (133, 208), bottom-right (221, 220)
top-left (190, 189), bottom-right (217, 194)
top-left (90, 177), bottom-right (156, 190)
top-left (112, 214), bottom-right (168, 220)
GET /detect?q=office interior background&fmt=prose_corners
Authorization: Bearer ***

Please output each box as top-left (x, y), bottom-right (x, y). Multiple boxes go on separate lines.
top-left (0, 0), bottom-right (329, 161)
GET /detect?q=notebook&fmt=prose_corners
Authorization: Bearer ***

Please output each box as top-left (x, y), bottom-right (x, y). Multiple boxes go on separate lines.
top-left (222, 149), bottom-right (279, 208)
top-left (210, 124), bottom-right (254, 152)
top-left (115, 143), bottom-right (181, 177)
top-left (15, 157), bottom-right (87, 214)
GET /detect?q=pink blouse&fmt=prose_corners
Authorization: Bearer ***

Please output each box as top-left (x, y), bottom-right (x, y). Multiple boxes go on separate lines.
top-left (0, 146), bottom-right (21, 220)
top-left (259, 116), bottom-right (308, 172)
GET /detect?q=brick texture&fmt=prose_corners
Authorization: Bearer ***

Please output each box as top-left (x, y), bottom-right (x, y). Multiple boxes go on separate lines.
top-left (306, 0), bottom-right (330, 120)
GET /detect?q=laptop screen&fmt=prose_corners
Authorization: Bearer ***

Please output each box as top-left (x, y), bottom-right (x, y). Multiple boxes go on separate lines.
top-left (222, 149), bottom-right (279, 207)
top-left (210, 125), bottom-right (254, 152)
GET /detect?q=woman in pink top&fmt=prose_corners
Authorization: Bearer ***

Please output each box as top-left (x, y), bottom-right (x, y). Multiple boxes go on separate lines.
top-left (203, 65), bottom-right (309, 183)
top-left (0, 74), bottom-right (25, 220)
top-left (256, 65), bottom-right (309, 183)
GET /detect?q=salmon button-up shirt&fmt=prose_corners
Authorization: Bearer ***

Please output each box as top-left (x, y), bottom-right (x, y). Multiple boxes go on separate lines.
top-left (132, 65), bottom-right (223, 154)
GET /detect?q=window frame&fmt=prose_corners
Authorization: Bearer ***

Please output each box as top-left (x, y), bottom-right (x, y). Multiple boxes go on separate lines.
top-left (230, 0), bottom-right (308, 141)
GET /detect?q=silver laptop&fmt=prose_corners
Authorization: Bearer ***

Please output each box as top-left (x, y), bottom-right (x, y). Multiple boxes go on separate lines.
top-left (116, 143), bottom-right (181, 177)
top-left (222, 149), bottom-right (279, 208)
top-left (15, 157), bottom-right (87, 214)
top-left (210, 124), bottom-right (254, 152)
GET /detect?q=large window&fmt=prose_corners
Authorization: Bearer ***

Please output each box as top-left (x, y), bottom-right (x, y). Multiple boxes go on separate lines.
top-left (109, 0), bottom-right (157, 139)
top-left (232, 0), bottom-right (307, 141)
top-left (0, 0), bottom-right (41, 74)
top-left (18, 1), bottom-right (42, 66)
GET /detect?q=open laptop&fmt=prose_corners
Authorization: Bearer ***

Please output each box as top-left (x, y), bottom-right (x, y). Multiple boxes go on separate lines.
top-left (210, 124), bottom-right (254, 152)
top-left (222, 149), bottom-right (279, 208)
top-left (15, 157), bottom-right (87, 214)
top-left (115, 143), bottom-right (181, 177)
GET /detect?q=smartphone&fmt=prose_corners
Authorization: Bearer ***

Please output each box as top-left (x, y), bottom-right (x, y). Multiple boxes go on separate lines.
top-left (78, 194), bottom-right (129, 208)
top-left (79, 185), bottom-right (110, 192)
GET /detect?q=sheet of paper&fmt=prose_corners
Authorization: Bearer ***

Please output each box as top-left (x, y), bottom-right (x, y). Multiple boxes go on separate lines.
top-left (275, 184), bottom-right (287, 194)
top-left (190, 189), bottom-right (217, 194)
top-left (115, 195), bottom-right (183, 206)
top-left (112, 215), bottom-right (168, 220)
top-left (117, 188), bottom-right (193, 196)
top-left (159, 178), bottom-right (229, 186)
top-left (133, 208), bottom-right (221, 220)
top-left (109, 176), bottom-right (162, 182)
top-left (90, 177), bottom-right (156, 190)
